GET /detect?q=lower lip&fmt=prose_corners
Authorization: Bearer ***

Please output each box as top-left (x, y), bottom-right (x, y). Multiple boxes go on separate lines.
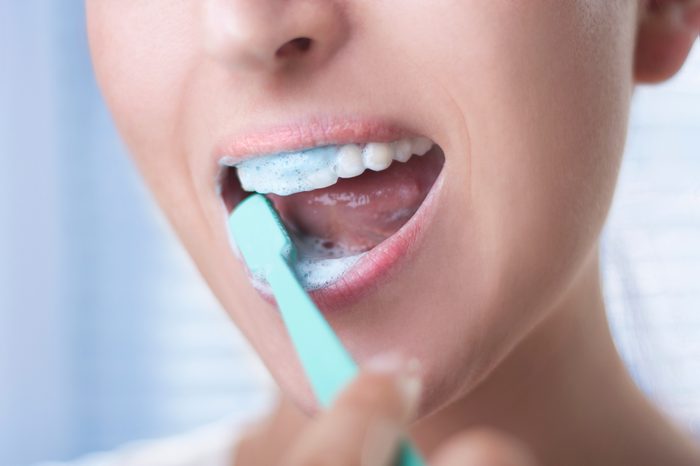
top-left (251, 167), bottom-right (446, 312)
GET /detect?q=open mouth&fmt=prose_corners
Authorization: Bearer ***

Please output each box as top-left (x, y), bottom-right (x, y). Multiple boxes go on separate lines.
top-left (219, 137), bottom-right (445, 293)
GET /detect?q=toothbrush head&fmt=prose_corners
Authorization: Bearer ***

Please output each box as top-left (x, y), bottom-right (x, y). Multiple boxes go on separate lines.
top-left (228, 194), bottom-right (297, 275)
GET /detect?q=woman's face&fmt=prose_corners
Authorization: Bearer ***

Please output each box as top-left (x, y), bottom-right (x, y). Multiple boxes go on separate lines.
top-left (87, 1), bottom-right (638, 416)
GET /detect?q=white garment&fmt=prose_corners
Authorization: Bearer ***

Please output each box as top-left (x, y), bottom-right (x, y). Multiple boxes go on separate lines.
top-left (37, 421), bottom-right (242, 466)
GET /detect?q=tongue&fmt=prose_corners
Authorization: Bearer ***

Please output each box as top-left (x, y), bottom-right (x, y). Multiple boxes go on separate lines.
top-left (267, 148), bottom-right (443, 256)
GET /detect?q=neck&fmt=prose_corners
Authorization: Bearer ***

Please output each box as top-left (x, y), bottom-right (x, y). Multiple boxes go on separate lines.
top-left (411, 246), bottom-right (700, 466)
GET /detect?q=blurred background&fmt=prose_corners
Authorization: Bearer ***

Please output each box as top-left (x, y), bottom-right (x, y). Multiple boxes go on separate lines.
top-left (0, 2), bottom-right (698, 466)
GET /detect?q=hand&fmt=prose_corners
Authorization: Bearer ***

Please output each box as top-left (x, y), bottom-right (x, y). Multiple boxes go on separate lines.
top-left (234, 355), bottom-right (538, 466)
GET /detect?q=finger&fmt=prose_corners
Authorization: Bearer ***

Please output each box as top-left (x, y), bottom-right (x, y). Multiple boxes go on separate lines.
top-left (234, 396), bottom-right (309, 466)
top-left (430, 429), bottom-right (538, 466)
top-left (282, 353), bottom-right (422, 466)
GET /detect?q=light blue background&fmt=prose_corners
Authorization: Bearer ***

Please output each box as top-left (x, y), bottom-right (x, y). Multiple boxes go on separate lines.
top-left (0, 3), bottom-right (698, 465)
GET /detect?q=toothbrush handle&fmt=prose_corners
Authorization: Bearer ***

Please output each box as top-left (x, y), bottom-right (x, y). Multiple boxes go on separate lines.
top-left (397, 441), bottom-right (425, 466)
top-left (269, 260), bottom-right (426, 466)
top-left (268, 260), bottom-right (358, 406)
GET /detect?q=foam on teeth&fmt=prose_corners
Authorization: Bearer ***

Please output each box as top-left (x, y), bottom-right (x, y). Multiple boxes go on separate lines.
top-left (234, 145), bottom-right (338, 196)
top-left (232, 137), bottom-right (434, 196)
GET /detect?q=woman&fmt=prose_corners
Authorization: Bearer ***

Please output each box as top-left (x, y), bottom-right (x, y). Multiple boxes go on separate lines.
top-left (84, 1), bottom-right (700, 465)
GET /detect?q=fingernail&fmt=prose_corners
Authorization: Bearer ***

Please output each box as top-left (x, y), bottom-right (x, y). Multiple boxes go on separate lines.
top-left (366, 353), bottom-right (423, 420)
top-left (397, 358), bottom-right (422, 419)
top-left (365, 352), bottom-right (406, 373)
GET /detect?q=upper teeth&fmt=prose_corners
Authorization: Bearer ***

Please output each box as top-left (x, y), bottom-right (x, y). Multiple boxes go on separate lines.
top-left (224, 137), bottom-right (434, 196)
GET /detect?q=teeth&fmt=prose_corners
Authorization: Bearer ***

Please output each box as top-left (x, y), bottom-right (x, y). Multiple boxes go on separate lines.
top-left (307, 167), bottom-right (338, 190)
top-left (230, 136), bottom-right (435, 196)
top-left (335, 144), bottom-right (365, 178)
top-left (411, 137), bottom-right (433, 156)
top-left (392, 139), bottom-right (412, 163)
top-left (362, 142), bottom-right (394, 171)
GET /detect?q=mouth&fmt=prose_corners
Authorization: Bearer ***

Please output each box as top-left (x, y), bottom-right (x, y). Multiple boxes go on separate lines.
top-left (219, 132), bottom-right (445, 308)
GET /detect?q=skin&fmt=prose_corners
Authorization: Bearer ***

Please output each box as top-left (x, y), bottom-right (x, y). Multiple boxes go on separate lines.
top-left (86, 0), bottom-right (700, 464)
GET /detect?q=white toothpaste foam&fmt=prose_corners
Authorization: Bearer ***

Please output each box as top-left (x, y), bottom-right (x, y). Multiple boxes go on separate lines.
top-left (247, 254), bottom-right (363, 293)
top-left (239, 232), bottom-right (365, 292)
top-left (236, 146), bottom-right (338, 196)
top-left (294, 254), bottom-right (364, 290)
top-left (292, 235), bottom-right (365, 290)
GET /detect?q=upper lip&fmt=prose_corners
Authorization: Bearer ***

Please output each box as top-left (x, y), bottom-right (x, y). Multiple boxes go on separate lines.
top-left (213, 115), bottom-right (418, 167)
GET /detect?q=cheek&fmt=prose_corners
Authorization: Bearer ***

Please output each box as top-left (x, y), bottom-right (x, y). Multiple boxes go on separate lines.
top-left (432, 1), bottom-right (636, 286)
top-left (86, 1), bottom-right (199, 190)
top-left (369, 2), bottom-right (636, 281)
top-left (472, 2), bottom-right (635, 280)
top-left (398, 1), bottom-right (637, 406)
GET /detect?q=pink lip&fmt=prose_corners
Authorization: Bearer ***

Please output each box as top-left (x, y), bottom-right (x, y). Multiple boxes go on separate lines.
top-left (214, 115), bottom-right (415, 165)
top-left (248, 149), bottom-right (446, 312)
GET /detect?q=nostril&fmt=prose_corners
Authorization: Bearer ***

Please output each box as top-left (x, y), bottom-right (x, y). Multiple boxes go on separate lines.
top-left (275, 37), bottom-right (313, 59)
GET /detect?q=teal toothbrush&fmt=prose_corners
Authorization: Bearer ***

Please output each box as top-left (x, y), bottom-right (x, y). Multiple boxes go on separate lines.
top-left (229, 194), bottom-right (425, 466)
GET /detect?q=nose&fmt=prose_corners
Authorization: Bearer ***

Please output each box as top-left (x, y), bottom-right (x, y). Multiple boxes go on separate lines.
top-left (203, 0), bottom-right (348, 73)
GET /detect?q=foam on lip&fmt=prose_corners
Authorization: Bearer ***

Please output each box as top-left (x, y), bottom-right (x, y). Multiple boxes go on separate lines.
top-left (293, 254), bottom-right (365, 290)
top-left (243, 234), bottom-right (366, 291)
top-left (291, 234), bottom-right (366, 290)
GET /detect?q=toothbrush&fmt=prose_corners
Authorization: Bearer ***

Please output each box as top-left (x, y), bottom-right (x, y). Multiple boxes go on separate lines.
top-left (228, 194), bottom-right (425, 466)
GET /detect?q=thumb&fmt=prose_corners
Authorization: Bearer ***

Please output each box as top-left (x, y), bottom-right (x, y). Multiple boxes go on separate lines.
top-left (430, 429), bottom-right (538, 466)
top-left (282, 353), bottom-right (422, 466)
